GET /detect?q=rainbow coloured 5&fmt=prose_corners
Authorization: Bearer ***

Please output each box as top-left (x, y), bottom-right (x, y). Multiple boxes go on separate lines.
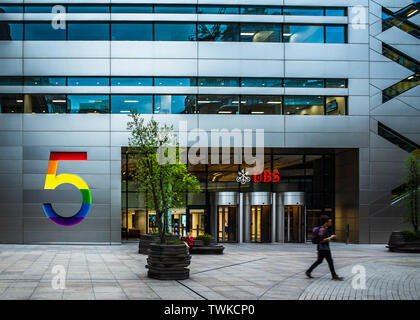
top-left (42, 152), bottom-right (91, 226)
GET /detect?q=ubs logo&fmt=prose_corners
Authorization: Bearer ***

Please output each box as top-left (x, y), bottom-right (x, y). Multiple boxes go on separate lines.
top-left (236, 170), bottom-right (280, 184)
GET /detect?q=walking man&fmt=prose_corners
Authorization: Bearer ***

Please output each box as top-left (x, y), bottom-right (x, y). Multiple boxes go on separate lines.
top-left (305, 215), bottom-right (344, 280)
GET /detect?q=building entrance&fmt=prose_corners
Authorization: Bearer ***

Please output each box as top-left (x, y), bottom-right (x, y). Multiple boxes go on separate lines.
top-left (250, 205), bottom-right (271, 243)
top-left (217, 205), bottom-right (238, 243)
top-left (284, 205), bottom-right (305, 243)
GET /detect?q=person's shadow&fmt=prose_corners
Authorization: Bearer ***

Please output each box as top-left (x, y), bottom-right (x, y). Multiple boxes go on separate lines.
top-left (0, 9), bottom-right (12, 40)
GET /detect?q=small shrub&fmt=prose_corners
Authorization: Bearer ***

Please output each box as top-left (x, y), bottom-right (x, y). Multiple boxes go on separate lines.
top-left (401, 230), bottom-right (420, 241)
top-left (157, 239), bottom-right (185, 245)
top-left (197, 234), bottom-right (212, 246)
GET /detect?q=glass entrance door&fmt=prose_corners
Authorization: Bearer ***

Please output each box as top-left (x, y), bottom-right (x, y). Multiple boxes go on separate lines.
top-left (218, 206), bottom-right (237, 243)
top-left (189, 208), bottom-right (205, 238)
top-left (251, 205), bottom-right (271, 243)
top-left (284, 205), bottom-right (305, 243)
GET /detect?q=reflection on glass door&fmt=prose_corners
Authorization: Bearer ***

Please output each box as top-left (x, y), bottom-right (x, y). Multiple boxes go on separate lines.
top-left (218, 206), bottom-right (237, 243)
top-left (251, 205), bottom-right (271, 243)
top-left (284, 205), bottom-right (305, 243)
top-left (189, 209), bottom-right (205, 238)
top-left (171, 208), bottom-right (186, 237)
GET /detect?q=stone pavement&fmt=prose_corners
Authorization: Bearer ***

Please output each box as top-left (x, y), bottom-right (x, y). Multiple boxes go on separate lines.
top-left (0, 242), bottom-right (418, 300)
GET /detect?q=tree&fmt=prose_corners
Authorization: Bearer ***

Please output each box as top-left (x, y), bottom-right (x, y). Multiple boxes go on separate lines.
top-left (127, 112), bottom-right (201, 243)
top-left (403, 154), bottom-right (420, 232)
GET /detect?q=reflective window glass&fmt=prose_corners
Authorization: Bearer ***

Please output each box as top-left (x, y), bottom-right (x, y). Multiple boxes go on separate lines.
top-left (325, 97), bottom-right (346, 115)
top-left (111, 95), bottom-right (153, 114)
top-left (111, 77), bottom-right (153, 86)
top-left (67, 95), bottom-right (109, 113)
top-left (111, 23), bottom-right (153, 41)
top-left (154, 95), bottom-right (196, 114)
top-left (283, 7), bottom-right (324, 16)
top-left (241, 78), bottom-right (282, 87)
top-left (68, 23), bottom-right (109, 40)
top-left (283, 25), bottom-right (324, 43)
top-left (24, 77), bottom-right (66, 86)
top-left (198, 78), bottom-right (239, 87)
top-left (67, 5), bottom-right (109, 13)
top-left (240, 96), bottom-right (282, 114)
top-left (24, 23), bottom-right (65, 40)
top-left (111, 5), bottom-right (152, 13)
top-left (0, 77), bottom-right (22, 85)
top-left (198, 23), bottom-right (239, 41)
top-left (240, 6), bottom-right (282, 15)
top-left (154, 23), bottom-right (196, 41)
top-left (197, 6), bottom-right (239, 14)
top-left (0, 5), bottom-right (23, 13)
top-left (325, 25), bottom-right (346, 43)
top-left (154, 78), bottom-right (196, 86)
top-left (284, 79), bottom-right (324, 88)
top-left (240, 24), bottom-right (282, 42)
top-left (326, 79), bottom-right (346, 88)
top-left (0, 95), bottom-right (23, 113)
top-left (1, 22), bottom-right (23, 40)
top-left (283, 96), bottom-right (324, 115)
top-left (24, 5), bottom-right (55, 13)
top-left (154, 5), bottom-right (196, 13)
top-left (25, 95), bottom-right (67, 113)
top-left (325, 8), bottom-right (346, 16)
top-left (68, 77), bottom-right (109, 86)
top-left (197, 95), bottom-right (239, 114)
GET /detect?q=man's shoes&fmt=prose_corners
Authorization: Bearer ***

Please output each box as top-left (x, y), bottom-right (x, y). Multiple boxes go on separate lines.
top-left (305, 271), bottom-right (314, 279)
top-left (332, 275), bottom-right (344, 281)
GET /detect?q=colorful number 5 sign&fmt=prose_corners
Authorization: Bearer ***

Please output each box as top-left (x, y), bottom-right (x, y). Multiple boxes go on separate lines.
top-left (42, 152), bottom-right (92, 226)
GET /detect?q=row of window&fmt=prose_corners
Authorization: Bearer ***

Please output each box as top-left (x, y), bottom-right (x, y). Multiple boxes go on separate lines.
top-left (0, 76), bottom-right (347, 88)
top-left (0, 22), bottom-right (347, 43)
top-left (0, 94), bottom-right (346, 115)
top-left (0, 4), bottom-right (347, 16)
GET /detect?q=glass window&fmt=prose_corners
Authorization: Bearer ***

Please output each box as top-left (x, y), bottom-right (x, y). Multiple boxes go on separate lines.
top-left (111, 23), bottom-right (153, 41)
top-left (111, 77), bottom-right (152, 86)
top-left (325, 8), bottom-right (346, 16)
top-left (67, 5), bottom-right (109, 13)
top-left (240, 24), bottom-right (282, 42)
top-left (198, 78), bottom-right (239, 87)
top-left (154, 95), bottom-right (196, 114)
top-left (197, 6), bottom-right (239, 14)
top-left (0, 95), bottom-right (23, 113)
top-left (67, 95), bottom-right (109, 113)
top-left (68, 77), bottom-right (109, 86)
top-left (0, 5), bottom-right (23, 13)
top-left (240, 6), bottom-right (282, 15)
top-left (111, 5), bottom-right (152, 13)
top-left (283, 25), bottom-right (324, 43)
top-left (283, 96), bottom-right (324, 115)
top-left (198, 23), bottom-right (239, 41)
top-left (24, 5), bottom-right (55, 13)
top-left (0, 77), bottom-right (22, 86)
top-left (25, 95), bottom-right (67, 113)
top-left (283, 7), bottom-right (324, 16)
top-left (326, 79), bottom-right (346, 88)
top-left (197, 95), bottom-right (239, 114)
top-left (154, 23), bottom-right (196, 41)
top-left (0, 22), bottom-right (22, 40)
top-left (68, 23), bottom-right (109, 41)
top-left (111, 95), bottom-right (153, 114)
top-left (325, 25), bottom-right (346, 43)
top-left (240, 96), bottom-right (282, 114)
top-left (154, 5), bottom-right (196, 14)
top-left (24, 77), bottom-right (66, 86)
top-left (241, 78), bottom-right (282, 87)
top-left (24, 23), bottom-right (65, 40)
top-left (154, 78), bottom-right (196, 86)
top-left (284, 79), bottom-right (324, 88)
top-left (325, 97), bottom-right (346, 115)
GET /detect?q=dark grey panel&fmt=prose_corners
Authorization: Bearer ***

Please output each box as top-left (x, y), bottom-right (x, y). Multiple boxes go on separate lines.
top-left (23, 146), bottom-right (111, 161)
top-left (23, 160), bottom-right (111, 175)
top-left (23, 114), bottom-right (110, 132)
top-left (0, 132), bottom-right (22, 146)
top-left (23, 217), bottom-right (111, 232)
top-left (23, 203), bottom-right (111, 218)
top-left (23, 132), bottom-right (110, 146)
top-left (23, 173), bottom-right (111, 190)
top-left (0, 147), bottom-right (22, 160)
top-left (0, 174), bottom-right (22, 188)
top-left (0, 114), bottom-right (22, 131)
top-left (24, 231), bottom-right (111, 243)
top-left (23, 189), bottom-right (110, 204)
top-left (0, 160), bottom-right (22, 173)
top-left (0, 189), bottom-right (22, 203)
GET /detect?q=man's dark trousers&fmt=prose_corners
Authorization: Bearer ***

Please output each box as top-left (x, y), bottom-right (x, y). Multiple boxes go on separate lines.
top-left (307, 250), bottom-right (337, 277)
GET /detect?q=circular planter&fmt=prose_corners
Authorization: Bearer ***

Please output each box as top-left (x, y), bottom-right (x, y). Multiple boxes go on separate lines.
top-left (388, 231), bottom-right (420, 253)
top-left (146, 243), bottom-right (191, 280)
top-left (138, 234), bottom-right (179, 254)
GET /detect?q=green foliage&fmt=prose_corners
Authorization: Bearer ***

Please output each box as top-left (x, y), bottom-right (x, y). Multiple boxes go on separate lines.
top-left (197, 233), bottom-right (213, 246)
top-left (157, 239), bottom-right (185, 245)
top-left (403, 154), bottom-right (420, 232)
top-left (127, 111), bottom-right (201, 244)
top-left (401, 230), bottom-right (420, 241)
top-left (148, 232), bottom-right (173, 237)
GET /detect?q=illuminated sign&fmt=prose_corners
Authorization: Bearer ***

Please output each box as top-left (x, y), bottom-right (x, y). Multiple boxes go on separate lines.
top-left (42, 152), bottom-right (91, 226)
top-left (236, 170), bottom-right (280, 184)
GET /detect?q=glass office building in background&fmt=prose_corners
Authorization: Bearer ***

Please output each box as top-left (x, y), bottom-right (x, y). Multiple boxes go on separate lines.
top-left (0, 0), bottom-right (419, 244)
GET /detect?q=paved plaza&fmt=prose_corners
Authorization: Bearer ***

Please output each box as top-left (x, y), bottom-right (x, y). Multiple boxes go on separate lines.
top-left (0, 242), bottom-right (418, 300)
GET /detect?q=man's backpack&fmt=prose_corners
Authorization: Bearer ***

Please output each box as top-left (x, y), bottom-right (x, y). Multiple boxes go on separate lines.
top-left (311, 226), bottom-right (321, 244)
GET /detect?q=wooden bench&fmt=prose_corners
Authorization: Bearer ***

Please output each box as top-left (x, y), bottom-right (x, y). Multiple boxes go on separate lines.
top-left (188, 239), bottom-right (225, 254)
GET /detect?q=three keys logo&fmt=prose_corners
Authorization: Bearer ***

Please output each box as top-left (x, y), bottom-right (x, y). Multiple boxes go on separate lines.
top-left (42, 152), bottom-right (92, 226)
